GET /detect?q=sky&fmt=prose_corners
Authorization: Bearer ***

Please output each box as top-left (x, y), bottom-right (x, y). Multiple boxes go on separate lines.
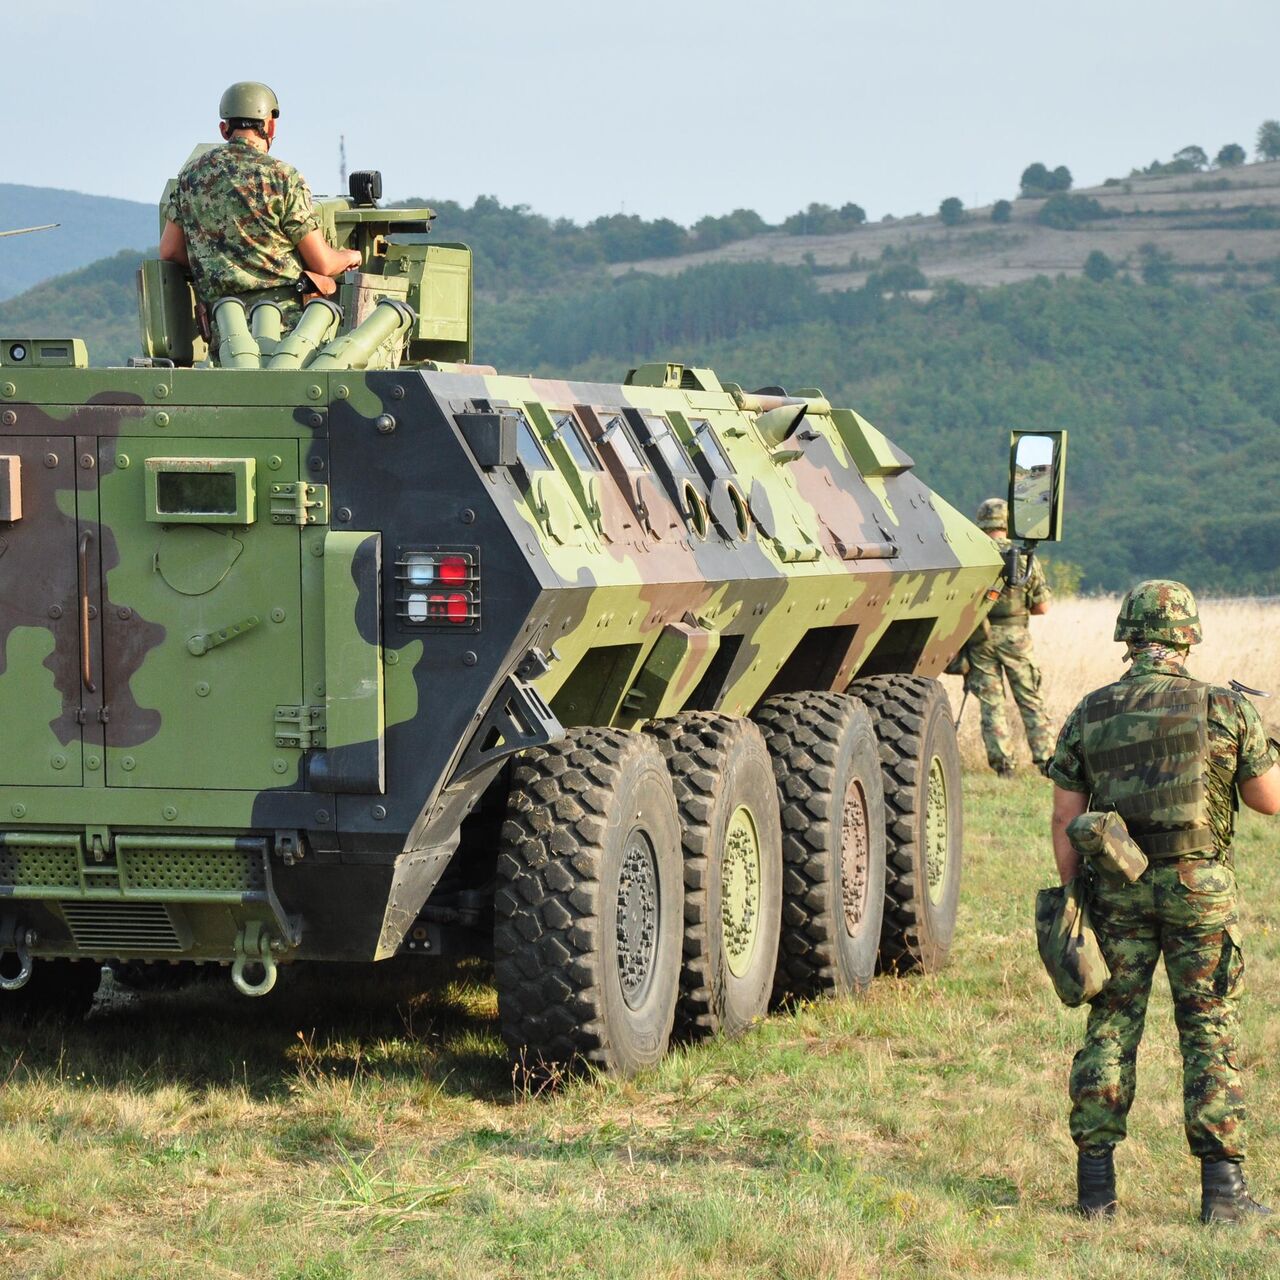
top-left (4, 0), bottom-right (1280, 226)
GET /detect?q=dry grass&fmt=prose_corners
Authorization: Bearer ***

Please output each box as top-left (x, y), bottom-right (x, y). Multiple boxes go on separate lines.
top-left (946, 596), bottom-right (1280, 769)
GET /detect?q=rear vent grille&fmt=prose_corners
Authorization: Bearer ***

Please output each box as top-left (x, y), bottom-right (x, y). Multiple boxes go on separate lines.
top-left (60, 902), bottom-right (184, 954)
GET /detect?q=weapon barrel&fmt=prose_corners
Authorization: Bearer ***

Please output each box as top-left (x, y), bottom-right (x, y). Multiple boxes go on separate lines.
top-left (249, 301), bottom-right (284, 359)
top-left (212, 298), bottom-right (261, 370)
top-left (266, 299), bottom-right (342, 370)
top-left (308, 298), bottom-right (415, 372)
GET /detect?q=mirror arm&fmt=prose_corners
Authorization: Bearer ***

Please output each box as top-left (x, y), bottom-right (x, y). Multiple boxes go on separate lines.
top-left (1003, 541), bottom-right (1036, 588)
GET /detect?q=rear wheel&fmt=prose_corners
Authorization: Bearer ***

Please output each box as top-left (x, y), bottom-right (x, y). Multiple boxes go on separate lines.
top-left (494, 728), bottom-right (683, 1076)
top-left (754, 692), bottom-right (887, 1000)
top-left (851, 674), bottom-right (963, 973)
top-left (647, 714), bottom-right (782, 1039)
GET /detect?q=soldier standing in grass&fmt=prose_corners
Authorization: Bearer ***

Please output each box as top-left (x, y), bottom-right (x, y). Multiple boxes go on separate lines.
top-left (159, 81), bottom-right (361, 336)
top-left (965, 497), bottom-right (1054, 777)
top-left (1048, 580), bottom-right (1280, 1222)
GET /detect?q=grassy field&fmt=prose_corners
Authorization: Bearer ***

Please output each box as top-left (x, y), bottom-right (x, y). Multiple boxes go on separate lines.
top-left (3, 600), bottom-right (1279, 1279)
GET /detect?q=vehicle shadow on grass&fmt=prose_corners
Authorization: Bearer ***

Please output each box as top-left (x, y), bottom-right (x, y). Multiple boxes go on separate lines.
top-left (4, 957), bottom-right (518, 1103)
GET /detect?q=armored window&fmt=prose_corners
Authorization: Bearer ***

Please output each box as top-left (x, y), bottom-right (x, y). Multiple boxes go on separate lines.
top-left (513, 413), bottom-right (553, 471)
top-left (690, 418), bottom-right (735, 478)
top-left (643, 415), bottom-right (695, 477)
top-left (144, 457), bottom-right (256, 524)
top-left (552, 412), bottom-right (601, 471)
top-left (600, 414), bottom-right (648, 471)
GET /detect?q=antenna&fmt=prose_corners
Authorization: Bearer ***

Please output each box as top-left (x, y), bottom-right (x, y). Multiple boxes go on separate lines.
top-left (339, 135), bottom-right (347, 191)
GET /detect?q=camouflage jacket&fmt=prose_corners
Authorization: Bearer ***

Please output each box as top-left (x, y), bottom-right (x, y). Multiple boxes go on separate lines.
top-left (165, 138), bottom-right (320, 307)
top-left (1049, 652), bottom-right (1278, 855)
top-left (987, 537), bottom-right (1051, 622)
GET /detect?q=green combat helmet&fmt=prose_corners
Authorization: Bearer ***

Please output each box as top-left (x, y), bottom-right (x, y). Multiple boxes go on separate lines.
top-left (975, 497), bottom-right (1008, 530)
top-left (1113, 579), bottom-right (1202, 646)
top-left (218, 81), bottom-right (280, 122)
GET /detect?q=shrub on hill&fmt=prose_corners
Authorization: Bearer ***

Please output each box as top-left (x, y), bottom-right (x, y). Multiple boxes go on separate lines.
top-left (781, 202), bottom-right (867, 235)
top-left (1036, 194), bottom-right (1107, 229)
top-left (991, 200), bottom-right (1013, 224)
top-left (1216, 143), bottom-right (1246, 168)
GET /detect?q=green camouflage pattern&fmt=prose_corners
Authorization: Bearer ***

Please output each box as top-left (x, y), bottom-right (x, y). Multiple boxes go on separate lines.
top-left (1067, 810), bottom-right (1148, 882)
top-left (1035, 877), bottom-right (1111, 1007)
top-left (1049, 652), bottom-right (1278, 856)
top-left (975, 496), bottom-right (1007, 530)
top-left (165, 138), bottom-right (319, 313)
top-left (1052, 644), bottom-right (1278, 1161)
top-left (1113, 578), bottom-right (1202, 647)
top-left (1070, 859), bottom-right (1245, 1159)
top-left (0, 188), bottom-right (1012, 980)
top-left (965, 538), bottom-right (1053, 770)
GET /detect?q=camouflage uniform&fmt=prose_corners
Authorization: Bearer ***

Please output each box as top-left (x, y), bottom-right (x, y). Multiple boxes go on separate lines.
top-left (1049, 645), bottom-right (1277, 1160)
top-left (165, 137), bottom-right (320, 330)
top-left (965, 536), bottom-right (1055, 772)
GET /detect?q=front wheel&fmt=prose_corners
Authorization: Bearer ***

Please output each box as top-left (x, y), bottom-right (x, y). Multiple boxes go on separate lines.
top-left (494, 728), bottom-right (683, 1076)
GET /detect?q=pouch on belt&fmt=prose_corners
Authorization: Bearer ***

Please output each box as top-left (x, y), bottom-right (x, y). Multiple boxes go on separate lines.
top-left (1067, 810), bottom-right (1148, 883)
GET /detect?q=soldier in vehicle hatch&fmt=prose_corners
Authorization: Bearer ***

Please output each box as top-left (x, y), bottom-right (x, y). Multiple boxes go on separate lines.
top-left (964, 497), bottom-right (1054, 777)
top-left (159, 81), bottom-right (361, 335)
top-left (1048, 580), bottom-right (1280, 1223)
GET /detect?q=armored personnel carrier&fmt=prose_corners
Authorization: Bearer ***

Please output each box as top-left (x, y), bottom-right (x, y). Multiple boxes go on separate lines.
top-left (0, 175), bottom-right (1065, 1073)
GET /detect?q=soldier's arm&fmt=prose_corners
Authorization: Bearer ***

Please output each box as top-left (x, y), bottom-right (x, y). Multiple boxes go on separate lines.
top-left (159, 219), bottom-right (189, 268)
top-left (1052, 786), bottom-right (1088, 883)
top-left (1240, 766), bottom-right (1280, 815)
top-left (296, 229), bottom-right (362, 278)
top-left (1027, 555), bottom-right (1051, 615)
top-left (1233, 694), bottom-right (1280, 814)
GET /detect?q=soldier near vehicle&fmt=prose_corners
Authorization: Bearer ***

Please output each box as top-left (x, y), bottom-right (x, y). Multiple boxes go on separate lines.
top-left (1048, 580), bottom-right (1280, 1223)
top-left (159, 81), bottom-right (361, 334)
top-left (963, 497), bottom-right (1054, 777)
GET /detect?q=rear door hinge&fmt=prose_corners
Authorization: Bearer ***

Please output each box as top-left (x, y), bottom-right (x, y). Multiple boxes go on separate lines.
top-left (270, 482), bottom-right (329, 526)
top-left (274, 704), bottom-right (326, 749)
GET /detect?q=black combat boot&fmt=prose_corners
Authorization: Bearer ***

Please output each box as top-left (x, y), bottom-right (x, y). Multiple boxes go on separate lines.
top-left (1200, 1159), bottom-right (1272, 1223)
top-left (1077, 1146), bottom-right (1117, 1218)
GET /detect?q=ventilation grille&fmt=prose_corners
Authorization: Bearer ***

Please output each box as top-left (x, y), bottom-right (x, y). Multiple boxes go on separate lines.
top-left (119, 846), bottom-right (265, 894)
top-left (0, 841), bottom-right (80, 891)
top-left (60, 902), bottom-right (184, 953)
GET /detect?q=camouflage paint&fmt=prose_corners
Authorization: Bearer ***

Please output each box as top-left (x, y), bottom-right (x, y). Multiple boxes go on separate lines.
top-left (0, 228), bottom-right (1005, 970)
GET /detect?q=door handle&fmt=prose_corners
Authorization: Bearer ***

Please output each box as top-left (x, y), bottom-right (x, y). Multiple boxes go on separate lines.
top-left (79, 529), bottom-right (96, 694)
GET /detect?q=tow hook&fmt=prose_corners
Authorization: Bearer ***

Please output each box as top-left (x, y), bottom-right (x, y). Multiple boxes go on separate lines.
top-left (231, 921), bottom-right (281, 997)
top-left (0, 927), bottom-right (36, 992)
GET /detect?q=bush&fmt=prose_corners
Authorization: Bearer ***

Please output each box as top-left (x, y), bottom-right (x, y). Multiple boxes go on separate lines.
top-left (1036, 194), bottom-right (1107, 230)
top-left (865, 262), bottom-right (927, 294)
top-left (1139, 243), bottom-right (1174, 286)
top-left (1042, 558), bottom-right (1084, 597)
top-left (991, 199), bottom-right (1013, 224)
top-left (781, 202), bottom-right (867, 235)
top-left (1083, 250), bottom-right (1116, 283)
top-left (1216, 143), bottom-right (1246, 168)
top-left (939, 197), bottom-right (966, 226)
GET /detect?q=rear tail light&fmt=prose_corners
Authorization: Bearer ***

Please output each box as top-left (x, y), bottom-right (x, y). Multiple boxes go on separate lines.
top-left (396, 546), bottom-right (480, 630)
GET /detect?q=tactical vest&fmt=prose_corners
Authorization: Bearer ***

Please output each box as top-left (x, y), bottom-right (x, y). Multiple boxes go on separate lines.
top-left (1079, 678), bottom-right (1215, 858)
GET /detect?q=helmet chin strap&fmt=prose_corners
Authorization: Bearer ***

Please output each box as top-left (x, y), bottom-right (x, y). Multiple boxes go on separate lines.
top-left (1126, 640), bottom-right (1189, 663)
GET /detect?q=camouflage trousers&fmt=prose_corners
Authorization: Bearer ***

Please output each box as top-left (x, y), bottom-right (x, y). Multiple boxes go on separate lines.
top-left (964, 621), bottom-right (1054, 769)
top-left (1070, 858), bottom-right (1245, 1159)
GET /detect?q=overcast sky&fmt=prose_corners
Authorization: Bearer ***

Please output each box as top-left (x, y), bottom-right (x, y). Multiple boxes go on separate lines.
top-left (4, 0), bottom-right (1279, 226)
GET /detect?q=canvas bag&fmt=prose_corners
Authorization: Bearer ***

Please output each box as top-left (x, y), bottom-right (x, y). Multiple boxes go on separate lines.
top-left (1035, 877), bottom-right (1111, 1007)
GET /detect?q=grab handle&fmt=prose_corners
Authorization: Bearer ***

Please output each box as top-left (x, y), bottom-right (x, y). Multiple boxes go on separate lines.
top-left (79, 529), bottom-right (96, 693)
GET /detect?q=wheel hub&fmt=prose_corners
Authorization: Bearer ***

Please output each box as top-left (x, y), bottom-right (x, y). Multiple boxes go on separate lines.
top-left (722, 805), bottom-right (762, 978)
top-left (616, 828), bottom-right (659, 1009)
top-left (925, 754), bottom-right (949, 904)
top-left (840, 779), bottom-right (870, 936)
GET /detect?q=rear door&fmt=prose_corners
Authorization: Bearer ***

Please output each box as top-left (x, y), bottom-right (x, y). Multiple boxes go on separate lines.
top-left (97, 437), bottom-right (307, 791)
top-left (0, 435), bottom-right (92, 786)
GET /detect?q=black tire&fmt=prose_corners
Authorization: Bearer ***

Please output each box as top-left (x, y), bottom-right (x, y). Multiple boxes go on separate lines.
top-left (646, 714), bottom-right (782, 1039)
top-left (494, 728), bottom-right (683, 1076)
top-left (850, 674), bottom-right (963, 974)
top-left (0, 958), bottom-right (102, 1026)
top-left (753, 692), bottom-right (887, 1000)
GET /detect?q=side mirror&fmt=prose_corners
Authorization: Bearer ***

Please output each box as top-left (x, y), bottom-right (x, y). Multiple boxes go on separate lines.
top-left (1008, 430), bottom-right (1066, 542)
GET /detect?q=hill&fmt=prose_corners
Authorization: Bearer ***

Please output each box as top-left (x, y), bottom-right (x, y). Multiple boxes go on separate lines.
top-left (0, 184), bottom-right (155, 301)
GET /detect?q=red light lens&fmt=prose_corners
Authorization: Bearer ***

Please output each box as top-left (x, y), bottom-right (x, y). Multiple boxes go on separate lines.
top-left (446, 592), bottom-right (469, 623)
top-left (439, 555), bottom-right (468, 585)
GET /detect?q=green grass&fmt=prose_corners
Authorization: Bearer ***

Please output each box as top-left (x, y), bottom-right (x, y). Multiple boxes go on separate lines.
top-left (3, 772), bottom-right (1280, 1277)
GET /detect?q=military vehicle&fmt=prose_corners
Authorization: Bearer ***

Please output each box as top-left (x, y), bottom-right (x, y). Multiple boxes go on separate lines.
top-left (0, 172), bottom-right (1066, 1073)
